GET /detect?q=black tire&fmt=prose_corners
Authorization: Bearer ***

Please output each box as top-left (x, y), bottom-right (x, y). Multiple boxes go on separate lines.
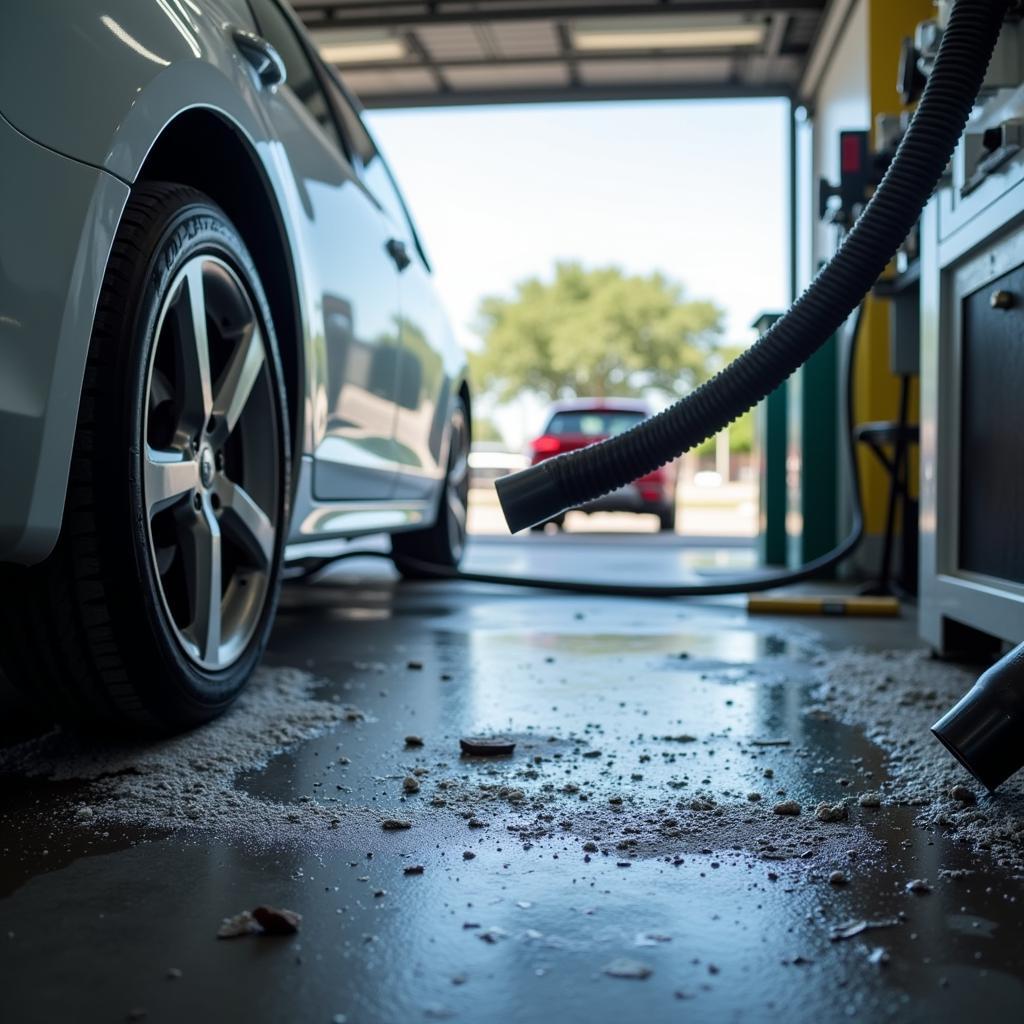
top-left (529, 512), bottom-right (565, 533)
top-left (658, 505), bottom-right (677, 533)
top-left (392, 396), bottom-right (469, 578)
top-left (0, 183), bottom-right (289, 730)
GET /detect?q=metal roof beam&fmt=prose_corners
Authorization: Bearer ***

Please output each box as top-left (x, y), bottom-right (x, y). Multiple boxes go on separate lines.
top-left (357, 81), bottom-right (793, 109)
top-left (304, 2), bottom-right (825, 31)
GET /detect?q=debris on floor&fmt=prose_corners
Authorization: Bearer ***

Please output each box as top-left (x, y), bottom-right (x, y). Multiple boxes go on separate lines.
top-left (813, 648), bottom-right (1024, 870)
top-left (603, 958), bottom-right (654, 980)
top-left (459, 736), bottom-right (517, 756)
top-left (217, 905), bottom-right (301, 938)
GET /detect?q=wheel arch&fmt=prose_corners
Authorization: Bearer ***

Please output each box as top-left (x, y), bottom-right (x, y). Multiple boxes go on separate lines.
top-left (457, 377), bottom-right (473, 439)
top-left (136, 107), bottom-right (304, 509)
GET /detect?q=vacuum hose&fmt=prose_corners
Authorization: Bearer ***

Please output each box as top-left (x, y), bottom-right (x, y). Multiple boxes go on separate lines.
top-left (496, 0), bottom-right (1010, 534)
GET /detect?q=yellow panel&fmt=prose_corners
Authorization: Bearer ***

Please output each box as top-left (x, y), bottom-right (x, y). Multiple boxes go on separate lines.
top-left (854, 0), bottom-right (933, 534)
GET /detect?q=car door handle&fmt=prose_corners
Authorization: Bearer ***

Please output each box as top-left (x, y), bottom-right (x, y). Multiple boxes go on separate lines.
top-left (233, 29), bottom-right (286, 90)
top-left (386, 238), bottom-right (412, 272)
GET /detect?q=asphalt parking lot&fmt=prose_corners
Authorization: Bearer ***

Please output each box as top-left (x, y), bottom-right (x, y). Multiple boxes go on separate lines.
top-left (3, 533), bottom-right (1024, 1023)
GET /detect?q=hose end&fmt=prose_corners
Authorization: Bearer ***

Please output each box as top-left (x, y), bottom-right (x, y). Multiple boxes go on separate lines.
top-left (496, 460), bottom-right (569, 532)
top-left (932, 646), bottom-right (1024, 791)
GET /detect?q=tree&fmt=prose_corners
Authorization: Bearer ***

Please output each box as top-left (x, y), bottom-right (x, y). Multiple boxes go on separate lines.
top-left (471, 415), bottom-right (507, 445)
top-left (471, 262), bottom-right (725, 402)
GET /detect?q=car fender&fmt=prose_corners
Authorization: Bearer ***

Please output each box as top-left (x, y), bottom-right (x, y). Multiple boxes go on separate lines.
top-left (0, 0), bottom-right (267, 180)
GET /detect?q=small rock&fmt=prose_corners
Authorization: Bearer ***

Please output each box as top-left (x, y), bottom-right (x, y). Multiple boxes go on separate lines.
top-left (867, 946), bottom-right (890, 967)
top-left (382, 818), bottom-right (412, 830)
top-left (216, 911), bottom-right (259, 939)
top-left (603, 958), bottom-right (653, 980)
top-left (814, 801), bottom-right (849, 823)
top-left (467, 817), bottom-right (487, 828)
top-left (478, 927), bottom-right (507, 944)
top-left (582, 841), bottom-right (599, 853)
top-left (407, 660), bottom-right (424, 670)
top-left (462, 850), bottom-right (476, 860)
top-left (858, 791), bottom-right (882, 808)
top-left (404, 864), bottom-right (425, 875)
top-left (404, 736), bottom-right (424, 748)
top-left (949, 785), bottom-right (977, 805)
top-left (773, 800), bottom-right (801, 816)
top-left (251, 906), bottom-right (302, 935)
top-left (905, 878), bottom-right (932, 895)
top-left (747, 792), bottom-right (762, 802)
top-left (402, 776), bottom-right (421, 794)
top-left (460, 736), bottom-right (516, 756)
top-left (74, 806), bottom-right (94, 822)
top-left (828, 871), bottom-right (848, 886)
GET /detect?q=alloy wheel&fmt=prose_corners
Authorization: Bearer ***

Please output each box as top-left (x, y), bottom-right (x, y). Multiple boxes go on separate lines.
top-left (445, 403), bottom-right (470, 562)
top-left (142, 255), bottom-right (280, 671)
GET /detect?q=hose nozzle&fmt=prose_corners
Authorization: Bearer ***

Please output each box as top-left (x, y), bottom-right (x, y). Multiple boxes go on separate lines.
top-left (495, 459), bottom-right (571, 533)
top-left (932, 640), bottom-right (1024, 791)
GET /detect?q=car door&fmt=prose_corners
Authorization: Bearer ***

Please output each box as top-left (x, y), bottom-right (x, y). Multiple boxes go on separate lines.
top-left (248, 0), bottom-right (404, 500)
top-left (324, 76), bottom-right (463, 503)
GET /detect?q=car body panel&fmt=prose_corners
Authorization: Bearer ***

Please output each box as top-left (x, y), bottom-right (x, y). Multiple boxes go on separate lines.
top-left (0, 112), bottom-right (130, 563)
top-left (0, 0), bottom-right (262, 180)
top-left (245, 47), bottom-right (405, 500)
top-left (0, 0), bottom-right (467, 565)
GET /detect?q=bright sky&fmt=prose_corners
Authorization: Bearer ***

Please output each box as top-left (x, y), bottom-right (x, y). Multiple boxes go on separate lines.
top-left (366, 97), bottom-right (790, 441)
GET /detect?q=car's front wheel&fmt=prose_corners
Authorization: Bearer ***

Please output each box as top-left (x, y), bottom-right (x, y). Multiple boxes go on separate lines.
top-left (392, 396), bottom-right (470, 577)
top-left (0, 183), bottom-right (289, 729)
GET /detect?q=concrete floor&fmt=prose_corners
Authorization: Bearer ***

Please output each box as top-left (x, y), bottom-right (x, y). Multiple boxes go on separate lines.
top-left (2, 534), bottom-right (1023, 1023)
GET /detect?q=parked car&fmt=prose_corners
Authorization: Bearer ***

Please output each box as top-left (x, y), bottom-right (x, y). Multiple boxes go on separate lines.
top-left (468, 443), bottom-right (530, 486)
top-left (0, 0), bottom-right (469, 729)
top-left (527, 399), bottom-right (678, 531)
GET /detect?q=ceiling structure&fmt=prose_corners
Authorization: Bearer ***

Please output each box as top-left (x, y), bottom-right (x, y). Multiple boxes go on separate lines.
top-left (292, 1), bottom-right (832, 109)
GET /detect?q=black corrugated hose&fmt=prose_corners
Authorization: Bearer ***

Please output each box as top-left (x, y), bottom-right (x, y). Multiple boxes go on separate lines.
top-left (496, 0), bottom-right (1009, 534)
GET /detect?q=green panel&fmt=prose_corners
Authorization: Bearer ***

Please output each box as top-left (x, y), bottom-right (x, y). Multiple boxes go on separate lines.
top-left (786, 334), bottom-right (838, 569)
top-left (757, 383), bottom-right (788, 566)
top-left (752, 312), bottom-right (787, 567)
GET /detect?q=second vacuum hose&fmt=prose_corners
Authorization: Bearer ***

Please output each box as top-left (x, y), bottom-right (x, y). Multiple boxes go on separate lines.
top-left (497, 0), bottom-right (1009, 534)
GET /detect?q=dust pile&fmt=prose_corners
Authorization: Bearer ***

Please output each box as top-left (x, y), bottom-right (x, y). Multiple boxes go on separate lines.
top-left (811, 648), bottom-right (1024, 872)
top-left (0, 667), bottom-right (368, 838)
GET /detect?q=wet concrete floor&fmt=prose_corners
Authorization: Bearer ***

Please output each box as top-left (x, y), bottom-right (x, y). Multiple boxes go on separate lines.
top-left (2, 536), bottom-right (1023, 1023)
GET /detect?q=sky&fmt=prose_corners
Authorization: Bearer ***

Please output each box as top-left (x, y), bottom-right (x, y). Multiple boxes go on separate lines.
top-left (366, 97), bottom-right (790, 442)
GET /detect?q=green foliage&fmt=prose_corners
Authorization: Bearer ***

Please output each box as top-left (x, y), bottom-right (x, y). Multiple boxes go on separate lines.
top-left (471, 415), bottom-right (506, 445)
top-left (471, 262), bottom-right (725, 402)
top-left (728, 409), bottom-right (754, 454)
top-left (692, 410), bottom-right (754, 455)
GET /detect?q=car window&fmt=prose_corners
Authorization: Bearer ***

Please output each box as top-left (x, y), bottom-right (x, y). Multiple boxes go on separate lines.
top-left (546, 410), bottom-right (647, 437)
top-left (248, 0), bottom-right (345, 155)
top-left (323, 71), bottom-right (428, 261)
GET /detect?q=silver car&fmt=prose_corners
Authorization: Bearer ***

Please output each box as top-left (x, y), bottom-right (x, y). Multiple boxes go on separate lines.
top-left (0, 0), bottom-right (470, 729)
